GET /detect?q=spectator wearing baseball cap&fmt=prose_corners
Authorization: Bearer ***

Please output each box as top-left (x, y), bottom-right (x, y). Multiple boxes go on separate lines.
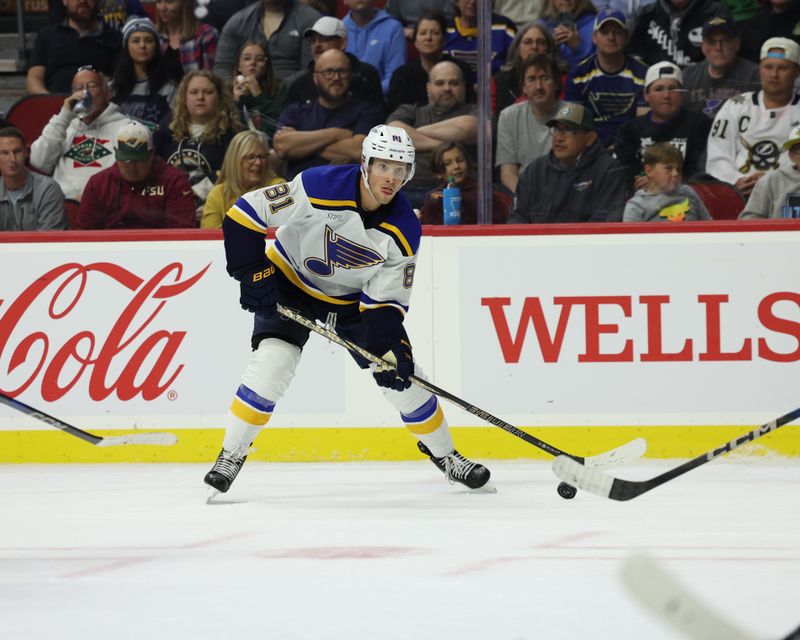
top-left (508, 102), bottom-right (626, 223)
top-left (740, 125), bottom-right (800, 219)
top-left (706, 35), bottom-right (800, 197)
top-left (628, 0), bottom-right (733, 68)
top-left (564, 8), bottom-right (648, 149)
top-left (76, 120), bottom-right (196, 229)
top-left (615, 61), bottom-right (712, 193)
top-left (739, 0), bottom-right (800, 64)
top-left (682, 16), bottom-right (759, 117)
top-left (285, 15), bottom-right (383, 108)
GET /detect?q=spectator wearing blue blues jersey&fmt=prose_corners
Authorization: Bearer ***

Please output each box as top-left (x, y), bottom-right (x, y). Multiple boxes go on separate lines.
top-left (564, 8), bottom-right (647, 149)
top-left (540, 0), bottom-right (598, 69)
top-left (443, 0), bottom-right (517, 84)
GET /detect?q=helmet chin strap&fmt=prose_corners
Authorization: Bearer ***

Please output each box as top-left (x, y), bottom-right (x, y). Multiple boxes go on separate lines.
top-left (360, 163), bottom-right (380, 206)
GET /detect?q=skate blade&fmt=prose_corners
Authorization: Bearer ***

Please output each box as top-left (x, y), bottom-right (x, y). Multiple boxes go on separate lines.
top-left (470, 481), bottom-right (497, 494)
top-left (205, 487), bottom-right (221, 504)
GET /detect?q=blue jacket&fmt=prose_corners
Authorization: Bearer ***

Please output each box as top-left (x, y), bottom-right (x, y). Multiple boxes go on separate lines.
top-left (344, 9), bottom-right (406, 95)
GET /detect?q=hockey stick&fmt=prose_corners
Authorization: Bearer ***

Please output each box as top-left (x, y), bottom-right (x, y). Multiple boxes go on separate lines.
top-left (552, 406), bottom-right (800, 501)
top-left (0, 392), bottom-right (178, 447)
top-left (278, 304), bottom-right (646, 468)
top-left (621, 554), bottom-right (759, 640)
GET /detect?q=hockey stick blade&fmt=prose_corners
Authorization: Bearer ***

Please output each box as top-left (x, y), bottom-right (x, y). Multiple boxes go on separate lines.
top-left (553, 406), bottom-right (800, 501)
top-left (277, 304), bottom-right (645, 466)
top-left (0, 392), bottom-right (178, 447)
top-left (621, 554), bottom-right (758, 640)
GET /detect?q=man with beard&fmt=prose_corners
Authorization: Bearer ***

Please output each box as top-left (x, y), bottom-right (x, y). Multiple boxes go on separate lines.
top-left (285, 16), bottom-right (383, 108)
top-left (213, 0), bottom-right (321, 82)
top-left (27, 0), bottom-right (122, 94)
top-left (387, 60), bottom-right (477, 206)
top-left (273, 49), bottom-right (385, 179)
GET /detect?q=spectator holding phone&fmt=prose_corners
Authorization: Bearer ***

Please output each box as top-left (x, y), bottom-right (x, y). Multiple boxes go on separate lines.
top-left (540, 0), bottom-right (597, 68)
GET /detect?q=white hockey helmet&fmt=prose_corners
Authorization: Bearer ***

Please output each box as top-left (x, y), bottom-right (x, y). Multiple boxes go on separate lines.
top-left (361, 124), bottom-right (416, 187)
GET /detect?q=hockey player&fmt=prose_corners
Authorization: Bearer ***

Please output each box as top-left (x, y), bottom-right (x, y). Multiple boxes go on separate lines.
top-left (204, 124), bottom-right (492, 496)
top-left (706, 37), bottom-right (800, 197)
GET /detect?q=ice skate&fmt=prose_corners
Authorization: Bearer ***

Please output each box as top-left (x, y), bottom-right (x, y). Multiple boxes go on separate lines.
top-left (204, 446), bottom-right (251, 500)
top-left (417, 441), bottom-right (495, 492)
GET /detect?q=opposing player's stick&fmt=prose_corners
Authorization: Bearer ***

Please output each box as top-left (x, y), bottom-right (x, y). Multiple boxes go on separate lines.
top-left (621, 554), bottom-right (759, 640)
top-left (552, 406), bottom-right (800, 501)
top-left (278, 304), bottom-right (645, 468)
top-left (0, 392), bottom-right (178, 447)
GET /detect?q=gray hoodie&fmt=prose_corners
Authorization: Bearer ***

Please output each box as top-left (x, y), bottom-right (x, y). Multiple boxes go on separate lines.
top-left (740, 162), bottom-right (800, 219)
top-left (624, 184), bottom-right (711, 222)
top-left (213, 0), bottom-right (321, 82)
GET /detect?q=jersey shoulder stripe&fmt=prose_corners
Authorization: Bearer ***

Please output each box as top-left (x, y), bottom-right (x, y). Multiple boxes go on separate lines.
top-left (301, 164), bottom-right (360, 204)
top-left (377, 195), bottom-right (421, 257)
top-left (228, 196), bottom-right (267, 233)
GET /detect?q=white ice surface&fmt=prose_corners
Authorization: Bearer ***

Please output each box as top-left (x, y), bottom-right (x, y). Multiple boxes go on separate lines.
top-left (1, 459), bottom-right (798, 640)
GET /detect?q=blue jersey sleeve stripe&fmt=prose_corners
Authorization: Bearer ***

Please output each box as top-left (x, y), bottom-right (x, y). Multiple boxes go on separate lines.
top-left (377, 222), bottom-right (414, 256)
top-left (227, 206), bottom-right (265, 233)
top-left (233, 196), bottom-right (266, 228)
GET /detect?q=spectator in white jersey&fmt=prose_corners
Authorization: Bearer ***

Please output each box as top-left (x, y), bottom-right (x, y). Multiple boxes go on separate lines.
top-left (615, 61), bottom-right (712, 193)
top-left (496, 55), bottom-right (568, 194)
top-left (682, 16), bottom-right (760, 118)
top-left (739, 125), bottom-right (800, 219)
top-left (203, 124), bottom-right (492, 497)
top-left (29, 66), bottom-right (128, 202)
top-left (706, 37), bottom-right (800, 197)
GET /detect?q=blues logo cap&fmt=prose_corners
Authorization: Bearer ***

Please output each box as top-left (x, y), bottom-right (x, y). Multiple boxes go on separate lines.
top-left (115, 120), bottom-right (153, 162)
top-left (594, 8), bottom-right (627, 31)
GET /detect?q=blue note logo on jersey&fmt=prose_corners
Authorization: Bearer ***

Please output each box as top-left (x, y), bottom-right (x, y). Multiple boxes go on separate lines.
top-left (304, 225), bottom-right (385, 277)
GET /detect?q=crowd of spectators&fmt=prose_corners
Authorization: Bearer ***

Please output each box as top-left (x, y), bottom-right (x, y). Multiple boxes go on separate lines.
top-left (4, 0), bottom-right (800, 232)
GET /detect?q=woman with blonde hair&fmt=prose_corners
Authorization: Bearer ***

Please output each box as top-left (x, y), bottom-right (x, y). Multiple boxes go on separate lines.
top-left (540, 0), bottom-right (597, 68)
top-left (156, 0), bottom-right (219, 83)
top-left (200, 130), bottom-right (284, 228)
top-left (231, 40), bottom-right (287, 144)
top-left (156, 69), bottom-right (241, 206)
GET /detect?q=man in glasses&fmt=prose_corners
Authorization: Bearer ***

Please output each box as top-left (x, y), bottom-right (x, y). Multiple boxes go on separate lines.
top-left (273, 49), bottom-right (385, 179)
top-left (615, 61), bottom-right (712, 193)
top-left (508, 102), bottom-right (625, 223)
top-left (286, 16), bottom-right (383, 108)
top-left (682, 16), bottom-right (759, 118)
top-left (29, 66), bottom-right (128, 202)
top-left (27, 0), bottom-right (121, 94)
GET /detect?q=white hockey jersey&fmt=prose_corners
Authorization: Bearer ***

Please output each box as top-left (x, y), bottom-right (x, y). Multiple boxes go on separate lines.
top-left (706, 91), bottom-right (800, 184)
top-left (226, 164), bottom-right (420, 317)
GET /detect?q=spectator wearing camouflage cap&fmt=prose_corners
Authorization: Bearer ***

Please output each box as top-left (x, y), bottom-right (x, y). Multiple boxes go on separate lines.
top-left (508, 102), bottom-right (626, 223)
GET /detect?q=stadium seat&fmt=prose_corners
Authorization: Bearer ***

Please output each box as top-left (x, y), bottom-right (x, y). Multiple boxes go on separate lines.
top-left (6, 94), bottom-right (66, 147)
top-left (64, 199), bottom-right (81, 230)
top-left (688, 180), bottom-right (746, 220)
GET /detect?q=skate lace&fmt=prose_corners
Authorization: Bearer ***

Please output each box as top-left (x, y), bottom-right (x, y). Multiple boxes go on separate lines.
top-left (443, 451), bottom-right (477, 485)
top-left (212, 445), bottom-right (254, 481)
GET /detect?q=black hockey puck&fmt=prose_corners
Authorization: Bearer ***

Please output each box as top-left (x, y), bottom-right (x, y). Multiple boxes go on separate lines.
top-left (557, 481), bottom-right (577, 499)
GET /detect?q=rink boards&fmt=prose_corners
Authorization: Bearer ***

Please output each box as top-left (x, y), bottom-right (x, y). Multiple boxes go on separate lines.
top-left (1, 223), bottom-right (799, 462)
